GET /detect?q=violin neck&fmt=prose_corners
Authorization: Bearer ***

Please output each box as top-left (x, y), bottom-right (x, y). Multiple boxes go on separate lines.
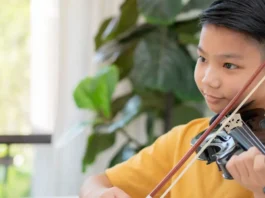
top-left (229, 124), bottom-right (265, 154)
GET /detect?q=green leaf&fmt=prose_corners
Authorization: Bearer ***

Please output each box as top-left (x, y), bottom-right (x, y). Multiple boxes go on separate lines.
top-left (178, 33), bottom-right (199, 45)
top-left (108, 142), bottom-right (136, 167)
top-left (175, 18), bottom-right (200, 34)
top-left (105, 0), bottom-right (139, 41)
top-left (82, 133), bottom-right (116, 172)
top-left (112, 91), bottom-right (165, 119)
top-left (113, 43), bottom-right (136, 79)
top-left (181, 0), bottom-right (214, 12)
top-left (95, 18), bottom-right (113, 49)
top-left (137, 0), bottom-right (185, 25)
top-left (94, 40), bottom-right (126, 65)
top-left (130, 28), bottom-right (202, 101)
top-left (73, 65), bottom-right (119, 118)
top-left (55, 121), bottom-right (91, 149)
top-left (146, 111), bottom-right (157, 145)
top-left (73, 77), bottom-right (100, 111)
top-left (95, 66), bottom-right (119, 101)
top-left (171, 103), bottom-right (203, 127)
top-left (118, 23), bottom-right (157, 44)
top-left (95, 24), bottom-right (156, 65)
top-left (140, 91), bottom-right (166, 113)
top-left (94, 0), bottom-right (138, 50)
top-left (175, 0), bottom-right (213, 21)
top-left (111, 92), bottom-right (134, 117)
top-left (94, 95), bottom-right (142, 133)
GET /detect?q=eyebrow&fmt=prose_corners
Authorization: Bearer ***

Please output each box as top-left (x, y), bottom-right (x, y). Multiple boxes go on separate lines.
top-left (197, 46), bottom-right (244, 59)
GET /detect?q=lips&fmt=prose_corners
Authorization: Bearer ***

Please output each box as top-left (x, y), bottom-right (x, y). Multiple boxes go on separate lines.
top-left (204, 94), bottom-right (223, 99)
top-left (204, 93), bottom-right (224, 104)
top-left (200, 90), bottom-right (224, 104)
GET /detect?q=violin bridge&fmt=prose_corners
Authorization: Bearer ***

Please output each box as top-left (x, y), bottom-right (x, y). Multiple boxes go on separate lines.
top-left (221, 114), bottom-right (243, 132)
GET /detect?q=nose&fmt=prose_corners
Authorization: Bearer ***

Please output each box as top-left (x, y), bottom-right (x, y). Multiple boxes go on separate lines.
top-left (202, 65), bottom-right (221, 89)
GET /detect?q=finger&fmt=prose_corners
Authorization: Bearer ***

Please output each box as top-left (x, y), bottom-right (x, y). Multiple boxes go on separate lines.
top-left (235, 152), bottom-right (250, 180)
top-left (249, 146), bottom-right (262, 155)
top-left (244, 148), bottom-right (262, 186)
top-left (112, 187), bottom-right (131, 198)
top-left (226, 155), bottom-right (242, 182)
top-left (99, 189), bottom-right (116, 198)
top-left (100, 192), bottom-right (115, 198)
top-left (253, 154), bottom-right (265, 184)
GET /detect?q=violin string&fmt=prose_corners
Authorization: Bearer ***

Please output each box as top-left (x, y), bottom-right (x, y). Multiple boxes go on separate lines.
top-left (233, 126), bottom-right (261, 152)
top-left (233, 127), bottom-right (254, 147)
top-left (230, 119), bottom-right (265, 153)
top-left (239, 122), bottom-right (265, 153)
top-left (158, 74), bottom-right (265, 198)
top-left (243, 125), bottom-right (265, 152)
top-left (243, 122), bottom-right (265, 152)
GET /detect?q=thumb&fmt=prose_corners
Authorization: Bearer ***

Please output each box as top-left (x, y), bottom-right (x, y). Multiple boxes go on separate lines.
top-left (112, 187), bottom-right (131, 198)
top-left (249, 146), bottom-right (262, 155)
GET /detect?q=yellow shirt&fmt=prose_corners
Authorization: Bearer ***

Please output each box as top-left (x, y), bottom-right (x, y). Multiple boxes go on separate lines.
top-left (105, 118), bottom-right (254, 198)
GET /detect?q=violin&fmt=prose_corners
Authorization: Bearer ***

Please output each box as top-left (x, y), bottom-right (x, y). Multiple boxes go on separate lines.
top-left (146, 62), bottom-right (265, 198)
top-left (191, 108), bottom-right (265, 180)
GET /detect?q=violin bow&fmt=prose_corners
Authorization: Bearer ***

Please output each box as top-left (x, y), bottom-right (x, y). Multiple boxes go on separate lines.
top-left (146, 62), bottom-right (265, 198)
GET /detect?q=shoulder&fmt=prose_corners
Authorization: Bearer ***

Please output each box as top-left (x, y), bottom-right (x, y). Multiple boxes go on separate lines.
top-left (169, 117), bottom-right (210, 137)
top-left (164, 117), bottom-right (211, 149)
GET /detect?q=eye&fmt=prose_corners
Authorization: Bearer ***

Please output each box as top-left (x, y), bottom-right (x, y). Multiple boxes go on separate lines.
top-left (223, 63), bottom-right (238, 70)
top-left (198, 56), bottom-right (206, 63)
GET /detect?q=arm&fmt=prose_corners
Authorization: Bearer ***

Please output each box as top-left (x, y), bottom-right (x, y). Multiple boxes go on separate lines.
top-left (79, 173), bottom-right (130, 198)
top-left (254, 193), bottom-right (265, 198)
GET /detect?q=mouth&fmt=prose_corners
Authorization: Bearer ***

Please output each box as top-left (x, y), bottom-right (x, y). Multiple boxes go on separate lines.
top-left (204, 93), bottom-right (224, 104)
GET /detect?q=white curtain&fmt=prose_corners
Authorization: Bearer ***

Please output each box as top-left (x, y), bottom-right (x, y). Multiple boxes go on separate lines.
top-left (30, 0), bottom-right (127, 196)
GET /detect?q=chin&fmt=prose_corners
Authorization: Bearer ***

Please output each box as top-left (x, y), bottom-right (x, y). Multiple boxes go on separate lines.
top-left (207, 103), bottom-right (224, 114)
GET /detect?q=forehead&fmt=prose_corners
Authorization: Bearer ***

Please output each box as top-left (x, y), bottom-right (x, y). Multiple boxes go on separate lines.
top-left (199, 24), bottom-right (261, 58)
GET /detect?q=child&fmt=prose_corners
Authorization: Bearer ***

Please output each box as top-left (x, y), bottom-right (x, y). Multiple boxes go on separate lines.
top-left (80, 0), bottom-right (265, 197)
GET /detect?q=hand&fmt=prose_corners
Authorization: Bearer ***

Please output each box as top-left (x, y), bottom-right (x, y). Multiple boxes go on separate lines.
top-left (80, 186), bottom-right (131, 198)
top-left (226, 147), bottom-right (265, 196)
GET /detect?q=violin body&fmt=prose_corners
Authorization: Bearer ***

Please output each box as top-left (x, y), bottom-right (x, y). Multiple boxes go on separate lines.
top-left (191, 108), bottom-right (265, 180)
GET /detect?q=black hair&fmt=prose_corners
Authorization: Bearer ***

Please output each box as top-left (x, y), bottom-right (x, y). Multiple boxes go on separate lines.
top-left (200, 0), bottom-right (265, 43)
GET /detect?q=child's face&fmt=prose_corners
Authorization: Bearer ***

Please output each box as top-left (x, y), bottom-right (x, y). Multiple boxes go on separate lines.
top-left (195, 24), bottom-right (265, 114)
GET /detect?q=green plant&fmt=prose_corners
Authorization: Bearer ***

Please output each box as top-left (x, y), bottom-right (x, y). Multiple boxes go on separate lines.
top-left (73, 0), bottom-right (213, 172)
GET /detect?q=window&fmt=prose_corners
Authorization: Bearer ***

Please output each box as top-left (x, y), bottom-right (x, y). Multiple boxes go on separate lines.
top-left (0, 0), bottom-right (30, 134)
top-left (0, 0), bottom-right (33, 197)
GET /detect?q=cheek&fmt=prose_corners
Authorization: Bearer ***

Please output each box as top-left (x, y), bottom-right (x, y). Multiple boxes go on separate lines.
top-left (194, 63), bottom-right (203, 88)
top-left (242, 72), bottom-right (265, 104)
top-left (226, 69), bottom-right (264, 102)
top-left (222, 77), bottom-right (241, 99)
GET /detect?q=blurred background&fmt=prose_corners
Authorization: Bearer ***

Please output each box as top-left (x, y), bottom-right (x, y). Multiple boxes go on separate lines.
top-left (0, 0), bottom-right (213, 197)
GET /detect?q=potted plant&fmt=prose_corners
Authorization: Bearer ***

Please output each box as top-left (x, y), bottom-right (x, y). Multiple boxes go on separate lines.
top-left (72, 0), bottom-right (213, 172)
